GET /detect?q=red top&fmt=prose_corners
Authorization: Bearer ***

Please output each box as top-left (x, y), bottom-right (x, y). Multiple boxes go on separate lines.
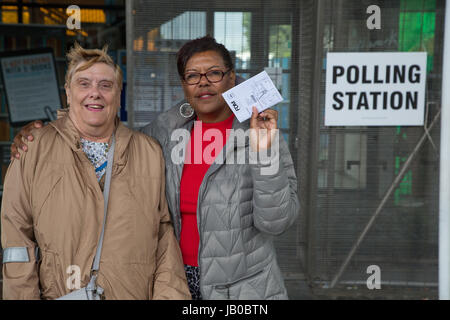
top-left (179, 113), bottom-right (234, 266)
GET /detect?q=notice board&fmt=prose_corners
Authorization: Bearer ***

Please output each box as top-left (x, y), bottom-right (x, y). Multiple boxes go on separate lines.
top-left (0, 48), bottom-right (62, 126)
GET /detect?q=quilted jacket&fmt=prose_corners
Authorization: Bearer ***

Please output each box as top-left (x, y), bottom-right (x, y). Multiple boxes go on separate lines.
top-left (141, 102), bottom-right (300, 300)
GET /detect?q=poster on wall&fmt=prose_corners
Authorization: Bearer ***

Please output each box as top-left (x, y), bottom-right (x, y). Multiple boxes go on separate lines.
top-left (325, 52), bottom-right (427, 126)
top-left (0, 48), bottom-right (62, 126)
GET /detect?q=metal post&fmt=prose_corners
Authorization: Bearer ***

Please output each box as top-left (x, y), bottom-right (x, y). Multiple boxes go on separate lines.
top-left (329, 110), bottom-right (441, 289)
top-left (125, 0), bottom-right (135, 129)
top-left (306, 0), bottom-right (325, 277)
top-left (439, 0), bottom-right (450, 301)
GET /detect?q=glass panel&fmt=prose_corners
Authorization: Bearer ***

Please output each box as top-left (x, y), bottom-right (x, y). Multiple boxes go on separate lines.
top-left (334, 133), bottom-right (367, 189)
top-left (312, 0), bottom-right (441, 298)
top-left (214, 12), bottom-right (251, 69)
top-left (399, 5), bottom-right (436, 72)
top-left (269, 24), bottom-right (292, 69)
top-left (161, 11), bottom-right (206, 40)
top-left (268, 23), bottom-right (292, 146)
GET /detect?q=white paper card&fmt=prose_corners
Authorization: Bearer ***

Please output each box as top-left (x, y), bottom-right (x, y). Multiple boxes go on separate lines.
top-left (222, 70), bottom-right (283, 122)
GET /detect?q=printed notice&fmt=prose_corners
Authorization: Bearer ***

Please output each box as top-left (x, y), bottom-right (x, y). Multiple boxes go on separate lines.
top-left (325, 52), bottom-right (427, 126)
top-left (0, 50), bottom-right (62, 125)
top-left (222, 70), bottom-right (283, 123)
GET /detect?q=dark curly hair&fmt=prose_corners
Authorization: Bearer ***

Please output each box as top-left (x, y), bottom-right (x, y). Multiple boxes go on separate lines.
top-left (176, 35), bottom-right (234, 78)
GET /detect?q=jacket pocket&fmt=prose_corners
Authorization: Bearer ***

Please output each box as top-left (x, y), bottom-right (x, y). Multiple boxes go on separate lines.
top-left (38, 250), bottom-right (59, 299)
top-left (214, 269), bottom-right (264, 299)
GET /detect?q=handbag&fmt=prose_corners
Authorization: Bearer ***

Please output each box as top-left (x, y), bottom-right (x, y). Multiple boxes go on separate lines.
top-left (56, 135), bottom-right (115, 300)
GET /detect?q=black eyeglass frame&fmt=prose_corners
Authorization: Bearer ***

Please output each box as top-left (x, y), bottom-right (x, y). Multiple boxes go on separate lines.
top-left (182, 69), bottom-right (232, 85)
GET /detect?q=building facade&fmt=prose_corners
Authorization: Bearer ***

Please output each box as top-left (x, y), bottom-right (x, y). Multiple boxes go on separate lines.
top-left (0, 0), bottom-right (445, 299)
top-left (126, 0), bottom-right (444, 299)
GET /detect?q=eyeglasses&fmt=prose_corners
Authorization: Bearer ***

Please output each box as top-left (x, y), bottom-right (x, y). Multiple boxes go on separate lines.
top-left (74, 79), bottom-right (115, 92)
top-left (182, 69), bottom-right (232, 85)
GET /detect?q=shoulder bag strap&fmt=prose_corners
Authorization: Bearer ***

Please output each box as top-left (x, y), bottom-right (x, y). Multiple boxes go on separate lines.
top-left (86, 134), bottom-right (115, 298)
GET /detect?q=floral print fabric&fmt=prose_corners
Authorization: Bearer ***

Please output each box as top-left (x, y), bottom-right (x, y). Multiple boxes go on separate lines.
top-left (80, 138), bottom-right (109, 182)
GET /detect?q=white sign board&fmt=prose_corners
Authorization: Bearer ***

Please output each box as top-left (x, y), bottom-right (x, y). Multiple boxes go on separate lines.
top-left (0, 49), bottom-right (62, 125)
top-left (325, 52), bottom-right (427, 126)
top-left (222, 70), bottom-right (283, 123)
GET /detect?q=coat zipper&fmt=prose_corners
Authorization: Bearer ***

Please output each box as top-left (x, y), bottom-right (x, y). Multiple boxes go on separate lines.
top-left (183, 119), bottom-right (237, 298)
top-left (194, 129), bottom-right (243, 299)
top-left (175, 121), bottom-right (194, 240)
top-left (196, 160), bottom-right (226, 298)
top-left (196, 174), bottom-right (209, 298)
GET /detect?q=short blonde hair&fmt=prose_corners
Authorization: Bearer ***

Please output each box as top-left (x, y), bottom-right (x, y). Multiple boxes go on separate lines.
top-left (65, 42), bottom-right (123, 89)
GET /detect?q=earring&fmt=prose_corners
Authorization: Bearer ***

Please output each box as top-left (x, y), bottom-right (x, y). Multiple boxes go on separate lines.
top-left (179, 102), bottom-right (194, 118)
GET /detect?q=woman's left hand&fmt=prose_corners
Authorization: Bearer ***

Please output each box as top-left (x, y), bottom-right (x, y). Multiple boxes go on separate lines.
top-left (249, 106), bottom-right (278, 152)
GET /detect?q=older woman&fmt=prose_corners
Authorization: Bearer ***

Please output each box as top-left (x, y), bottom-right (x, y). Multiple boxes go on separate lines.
top-left (1, 44), bottom-right (190, 300)
top-left (10, 36), bottom-right (299, 300)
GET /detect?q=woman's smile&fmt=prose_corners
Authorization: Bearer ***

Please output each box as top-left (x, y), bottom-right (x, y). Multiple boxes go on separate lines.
top-left (85, 103), bottom-right (105, 112)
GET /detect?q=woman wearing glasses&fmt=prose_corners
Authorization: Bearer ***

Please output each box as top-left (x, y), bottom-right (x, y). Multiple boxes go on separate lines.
top-left (10, 36), bottom-right (299, 300)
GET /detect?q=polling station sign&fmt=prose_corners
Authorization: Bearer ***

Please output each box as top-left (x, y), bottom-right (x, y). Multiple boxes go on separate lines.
top-left (325, 52), bottom-right (427, 126)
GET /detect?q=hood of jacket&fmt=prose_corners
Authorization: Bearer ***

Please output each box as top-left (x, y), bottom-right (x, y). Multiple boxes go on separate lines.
top-left (53, 108), bottom-right (133, 168)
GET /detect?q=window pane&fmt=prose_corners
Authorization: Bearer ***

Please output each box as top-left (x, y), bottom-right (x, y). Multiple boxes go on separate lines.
top-left (214, 12), bottom-right (251, 69)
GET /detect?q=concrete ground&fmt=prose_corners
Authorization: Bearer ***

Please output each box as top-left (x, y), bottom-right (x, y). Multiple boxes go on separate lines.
top-left (285, 279), bottom-right (317, 299)
top-left (286, 280), bottom-right (438, 300)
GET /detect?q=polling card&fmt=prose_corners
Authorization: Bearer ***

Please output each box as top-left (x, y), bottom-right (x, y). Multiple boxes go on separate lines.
top-left (222, 70), bottom-right (283, 122)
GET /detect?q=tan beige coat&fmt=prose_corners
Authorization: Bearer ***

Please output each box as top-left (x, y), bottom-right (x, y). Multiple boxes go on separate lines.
top-left (1, 113), bottom-right (191, 300)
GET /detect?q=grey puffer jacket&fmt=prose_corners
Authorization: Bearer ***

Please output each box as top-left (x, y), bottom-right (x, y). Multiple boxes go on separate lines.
top-left (141, 103), bottom-right (300, 300)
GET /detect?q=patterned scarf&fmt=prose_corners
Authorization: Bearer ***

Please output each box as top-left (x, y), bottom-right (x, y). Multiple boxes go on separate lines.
top-left (80, 138), bottom-right (109, 182)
